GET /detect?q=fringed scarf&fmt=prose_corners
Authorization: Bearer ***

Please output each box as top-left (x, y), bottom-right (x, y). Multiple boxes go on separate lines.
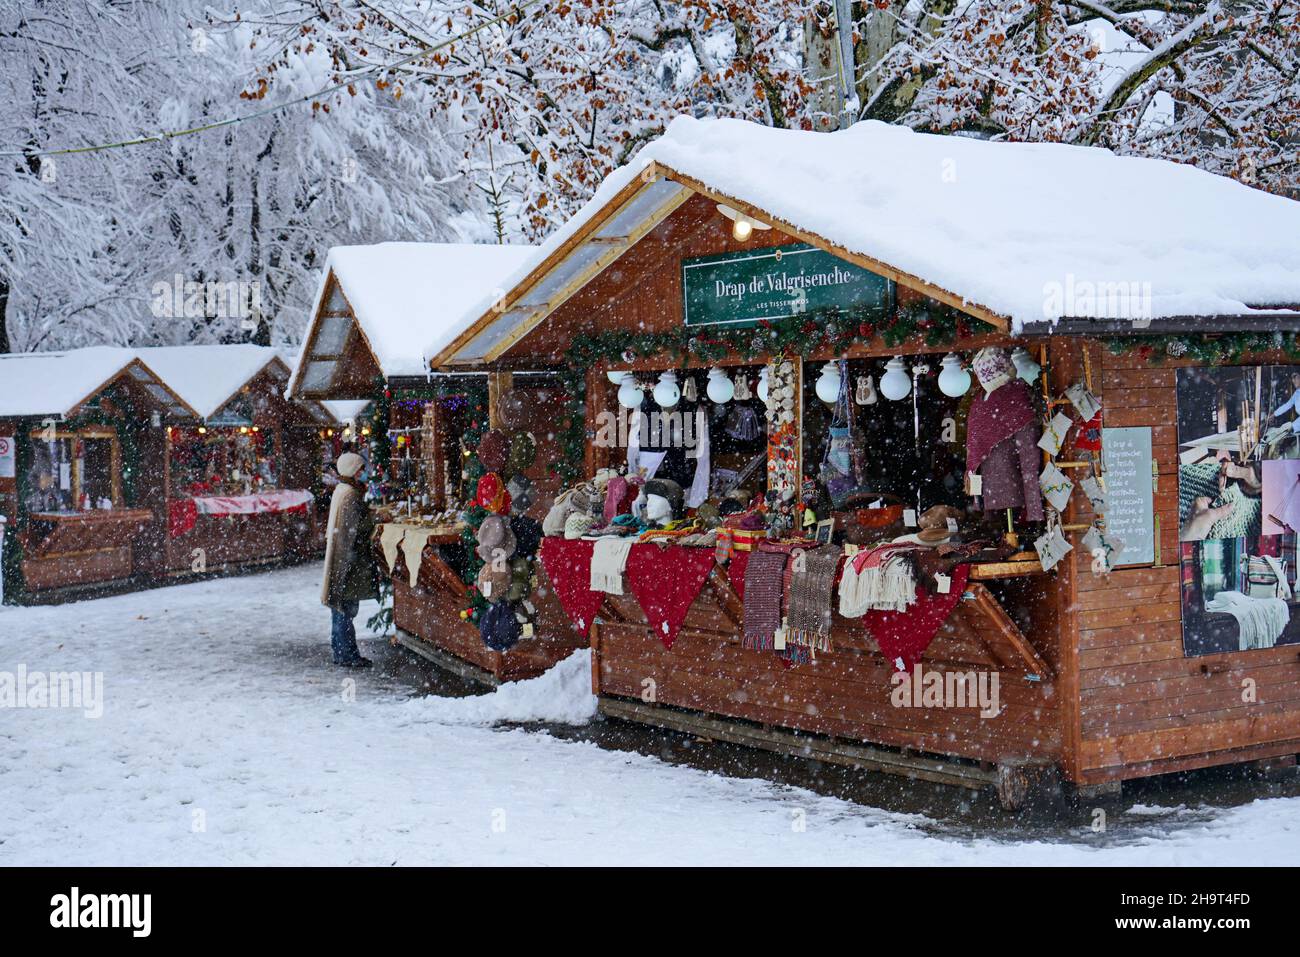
top-left (589, 538), bottom-right (634, 595)
top-left (785, 546), bottom-right (841, 657)
top-left (742, 548), bottom-right (788, 650)
top-left (838, 544), bottom-right (918, 616)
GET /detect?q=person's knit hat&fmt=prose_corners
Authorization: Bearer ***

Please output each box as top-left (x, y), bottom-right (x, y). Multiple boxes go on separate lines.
top-left (643, 477), bottom-right (684, 520)
top-left (971, 346), bottom-right (1013, 394)
top-left (476, 513), bottom-right (517, 562)
top-left (507, 474), bottom-right (535, 514)
top-left (476, 429), bottom-right (510, 473)
top-left (336, 452), bottom-right (364, 479)
top-left (479, 600), bottom-right (523, 651)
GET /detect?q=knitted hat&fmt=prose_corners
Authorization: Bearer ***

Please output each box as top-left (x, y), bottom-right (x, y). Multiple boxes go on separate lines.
top-left (506, 474), bottom-right (534, 514)
top-left (603, 474), bottom-right (641, 524)
top-left (643, 478), bottom-right (684, 520)
top-left (971, 346), bottom-right (1013, 394)
top-left (474, 472), bottom-right (512, 513)
top-left (564, 511), bottom-right (596, 539)
top-left (509, 514), bottom-right (543, 559)
top-left (476, 513), bottom-right (517, 562)
top-left (507, 431), bottom-right (537, 475)
top-left (477, 429), bottom-right (510, 473)
top-left (476, 561), bottom-right (513, 600)
top-left (336, 452), bottom-right (364, 479)
top-left (479, 600), bottom-right (522, 651)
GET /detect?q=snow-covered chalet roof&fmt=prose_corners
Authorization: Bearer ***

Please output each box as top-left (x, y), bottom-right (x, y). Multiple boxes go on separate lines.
top-left (289, 242), bottom-right (536, 398)
top-left (430, 116), bottom-right (1300, 365)
top-left (0, 347), bottom-right (197, 420)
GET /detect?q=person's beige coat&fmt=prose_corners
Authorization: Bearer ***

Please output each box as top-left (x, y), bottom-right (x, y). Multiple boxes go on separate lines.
top-left (321, 477), bottom-right (379, 608)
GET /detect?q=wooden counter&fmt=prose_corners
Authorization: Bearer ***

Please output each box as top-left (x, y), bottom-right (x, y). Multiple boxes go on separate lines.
top-left (22, 508), bottom-right (156, 592)
top-left (387, 540), bottom-right (585, 686)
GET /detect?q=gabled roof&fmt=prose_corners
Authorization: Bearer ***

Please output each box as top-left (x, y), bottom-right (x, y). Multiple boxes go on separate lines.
top-left (288, 242), bottom-right (536, 398)
top-left (0, 347), bottom-right (198, 420)
top-left (135, 345), bottom-right (291, 421)
top-left (431, 116), bottom-right (1300, 366)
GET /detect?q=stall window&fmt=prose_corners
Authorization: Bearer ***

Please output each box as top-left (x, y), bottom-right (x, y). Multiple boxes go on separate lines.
top-left (25, 429), bottom-right (122, 513)
top-left (170, 427), bottom-right (280, 496)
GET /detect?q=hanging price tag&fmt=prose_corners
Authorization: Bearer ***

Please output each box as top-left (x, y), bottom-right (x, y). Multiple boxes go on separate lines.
top-left (935, 573), bottom-right (952, 594)
top-left (903, 508), bottom-right (917, 527)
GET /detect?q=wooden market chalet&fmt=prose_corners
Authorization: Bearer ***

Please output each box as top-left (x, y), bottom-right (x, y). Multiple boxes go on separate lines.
top-left (0, 344), bottom-right (348, 602)
top-left (379, 116), bottom-right (1300, 807)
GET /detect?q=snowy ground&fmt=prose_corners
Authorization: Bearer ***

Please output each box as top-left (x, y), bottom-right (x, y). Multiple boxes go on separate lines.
top-left (1, 563), bottom-right (1297, 866)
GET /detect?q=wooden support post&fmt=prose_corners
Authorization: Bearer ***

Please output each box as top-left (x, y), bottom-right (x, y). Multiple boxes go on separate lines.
top-left (487, 371), bottom-right (513, 430)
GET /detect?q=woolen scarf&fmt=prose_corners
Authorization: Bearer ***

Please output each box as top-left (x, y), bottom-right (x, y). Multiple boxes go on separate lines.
top-left (742, 548), bottom-right (789, 650)
top-left (966, 380), bottom-right (1036, 473)
top-left (786, 546), bottom-right (841, 654)
top-left (590, 537), bottom-right (634, 595)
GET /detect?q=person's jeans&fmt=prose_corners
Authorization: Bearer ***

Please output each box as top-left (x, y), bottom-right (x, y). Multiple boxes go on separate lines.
top-left (330, 600), bottom-right (362, 663)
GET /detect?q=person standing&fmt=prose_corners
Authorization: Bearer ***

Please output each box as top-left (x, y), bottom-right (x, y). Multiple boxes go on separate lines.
top-left (321, 452), bottom-right (378, 667)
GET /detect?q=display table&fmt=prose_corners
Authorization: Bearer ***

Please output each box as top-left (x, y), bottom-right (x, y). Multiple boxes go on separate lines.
top-left (22, 508), bottom-right (156, 592)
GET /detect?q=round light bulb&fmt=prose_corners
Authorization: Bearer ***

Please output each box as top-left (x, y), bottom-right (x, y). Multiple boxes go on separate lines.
top-left (757, 367), bottom-right (769, 404)
top-left (1011, 347), bottom-right (1041, 383)
top-left (879, 357), bottom-right (912, 401)
top-left (937, 353), bottom-right (972, 398)
top-left (815, 362), bottom-right (842, 404)
top-left (706, 367), bottom-right (735, 404)
top-left (652, 371), bottom-right (680, 408)
top-left (732, 217), bottom-right (753, 242)
top-left (617, 377), bottom-right (643, 409)
top-left (607, 369), bottom-right (629, 385)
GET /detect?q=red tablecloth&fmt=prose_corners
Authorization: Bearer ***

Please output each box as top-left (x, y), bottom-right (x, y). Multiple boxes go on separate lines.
top-left (539, 538), bottom-right (719, 647)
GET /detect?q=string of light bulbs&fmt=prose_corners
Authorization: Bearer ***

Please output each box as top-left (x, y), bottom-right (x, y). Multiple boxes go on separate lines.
top-left (0, 0), bottom-right (545, 160)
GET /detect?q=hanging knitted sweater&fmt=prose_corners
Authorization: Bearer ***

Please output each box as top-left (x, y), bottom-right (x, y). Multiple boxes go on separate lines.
top-left (966, 380), bottom-right (1044, 522)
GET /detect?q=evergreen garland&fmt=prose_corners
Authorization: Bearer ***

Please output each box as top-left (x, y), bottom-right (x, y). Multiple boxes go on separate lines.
top-left (1102, 330), bottom-right (1300, 365)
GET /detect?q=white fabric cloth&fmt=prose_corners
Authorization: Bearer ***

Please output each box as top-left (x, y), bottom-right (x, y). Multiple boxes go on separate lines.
top-left (1206, 590), bottom-right (1289, 650)
top-left (192, 489), bottom-right (313, 516)
top-left (590, 538), bottom-right (635, 595)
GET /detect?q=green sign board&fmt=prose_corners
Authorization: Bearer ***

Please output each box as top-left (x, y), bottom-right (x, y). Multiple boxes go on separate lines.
top-left (681, 243), bottom-right (893, 329)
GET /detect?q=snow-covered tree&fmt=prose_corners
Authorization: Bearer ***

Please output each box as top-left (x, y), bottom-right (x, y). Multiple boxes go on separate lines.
top-left (0, 0), bottom-right (478, 352)
top-left (238, 0), bottom-right (818, 239)
top-left (850, 1), bottom-right (1299, 196)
